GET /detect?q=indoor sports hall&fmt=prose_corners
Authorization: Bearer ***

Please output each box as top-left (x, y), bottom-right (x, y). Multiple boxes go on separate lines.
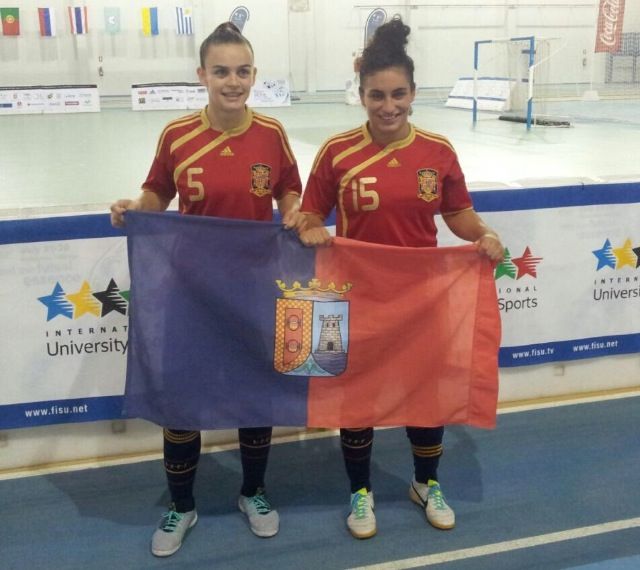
top-left (1, 1), bottom-right (639, 569)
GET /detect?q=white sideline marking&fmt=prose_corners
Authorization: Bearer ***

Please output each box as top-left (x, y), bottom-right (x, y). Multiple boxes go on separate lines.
top-left (347, 517), bottom-right (640, 570)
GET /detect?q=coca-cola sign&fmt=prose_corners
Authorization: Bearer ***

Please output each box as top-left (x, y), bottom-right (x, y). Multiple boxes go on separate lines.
top-left (595, 0), bottom-right (626, 53)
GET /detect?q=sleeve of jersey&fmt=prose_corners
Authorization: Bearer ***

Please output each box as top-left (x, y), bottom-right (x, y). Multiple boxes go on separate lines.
top-left (141, 131), bottom-right (177, 201)
top-left (273, 155), bottom-right (302, 200)
top-left (440, 152), bottom-right (474, 215)
top-left (301, 149), bottom-right (337, 220)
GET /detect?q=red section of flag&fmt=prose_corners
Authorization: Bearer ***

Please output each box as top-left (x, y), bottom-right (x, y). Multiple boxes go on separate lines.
top-left (595, 0), bottom-right (626, 53)
top-left (308, 239), bottom-right (501, 429)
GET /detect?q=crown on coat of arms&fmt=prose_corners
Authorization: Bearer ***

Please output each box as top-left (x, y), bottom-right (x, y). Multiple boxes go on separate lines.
top-left (276, 278), bottom-right (352, 299)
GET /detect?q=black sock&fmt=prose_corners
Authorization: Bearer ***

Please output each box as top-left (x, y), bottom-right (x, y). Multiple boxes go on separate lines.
top-left (163, 429), bottom-right (201, 512)
top-left (340, 427), bottom-right (374, 493)
top-left (406, 426), bottom-right (444, 483)
top-left (239, 427), bottom-right (273, 497)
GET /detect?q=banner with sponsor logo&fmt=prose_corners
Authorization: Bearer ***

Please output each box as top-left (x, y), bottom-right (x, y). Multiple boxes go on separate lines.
top-left (1, 182), bottom-right (639, 429)
top-left (0, 215), bottom-right (127, 429)
top-left (131, 81), bottom-right (290, 111)
top-left (439, 182), bottom-right (640, 366)
top-left (0, 85), bottom-right (100, 115)
top-left (595, 0), bottom-right (626, 53)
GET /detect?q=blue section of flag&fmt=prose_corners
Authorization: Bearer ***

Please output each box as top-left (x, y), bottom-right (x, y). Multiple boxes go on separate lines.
top-left (150, 7), bottom-right (159, 35)
top-left (73, 7), bottom-right (84, 34)
top-left (41, 8), bottom-right (53, 35)
top-left (124, 212), bottom-right (315, 429)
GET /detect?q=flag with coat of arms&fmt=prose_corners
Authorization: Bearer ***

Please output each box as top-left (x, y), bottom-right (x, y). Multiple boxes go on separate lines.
top-left (123, 212), bottom-right (501, 430)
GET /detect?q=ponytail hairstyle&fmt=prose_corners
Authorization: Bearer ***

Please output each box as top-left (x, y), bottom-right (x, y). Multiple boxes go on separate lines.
top-left (199, 22), bottom-right (254, 67)
top-left (359, 17), bottom-right (415, 90)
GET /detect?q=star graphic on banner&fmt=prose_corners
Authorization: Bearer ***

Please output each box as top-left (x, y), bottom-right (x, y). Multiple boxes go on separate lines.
top-left (633, 246), bottom-right (640, 269)
top-left (511, 247), bottom-right (543, 279)
top-left (38, 282), bottom-right (74, 321)
top-left (612, 239), bottom-right (637, 269)
top-left (66, 281), bottom-right (102, 318)
top-left (592, 239), bottom-right (616, 270)
top-left (93, 279), bottom-right (129, 316)
top-left (119, 289), bottom-right (130, 303)
top-left (494, 248), bottom-right (517, 279)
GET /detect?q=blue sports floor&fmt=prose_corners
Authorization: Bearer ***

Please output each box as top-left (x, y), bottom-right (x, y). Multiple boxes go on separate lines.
top-left (3, 395), bottom-right (640, 569)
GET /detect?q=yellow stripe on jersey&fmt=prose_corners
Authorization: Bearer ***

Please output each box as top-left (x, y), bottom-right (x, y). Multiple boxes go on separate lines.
top-left (170, 123), bottom-right (210, 155)
top-left (311, 127), bottom-right (362, 174)
top-left (414, 127), bottom-right (456, 154)
top-left (336, 125), bottom-right (417, 236)
top-left (253, 113), bottom-right (296, 165)
top-left (173, 133), bottom-right (230, 186)
top-left (332, 128), bottom-right (372, 168)
top-left (155, 112), bottom-right (201, 158)
top-left (172, 109), bottom-right (255, 185)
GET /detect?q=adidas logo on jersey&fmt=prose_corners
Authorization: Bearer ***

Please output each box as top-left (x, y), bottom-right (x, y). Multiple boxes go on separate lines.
top-left (387, 157), bottom-right (401, 167)
top-left (220, 146), bottom-right (234, 157)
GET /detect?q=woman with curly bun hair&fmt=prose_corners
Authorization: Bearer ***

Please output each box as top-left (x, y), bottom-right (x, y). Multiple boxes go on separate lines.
top-left (292, 18), bottom-right (504, 539)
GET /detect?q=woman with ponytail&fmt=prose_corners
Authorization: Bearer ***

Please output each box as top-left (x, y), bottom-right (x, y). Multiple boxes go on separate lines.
top-left (111, 22), bottom-right (302, 556)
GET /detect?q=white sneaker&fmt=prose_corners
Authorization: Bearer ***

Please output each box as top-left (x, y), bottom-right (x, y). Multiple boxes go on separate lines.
top-left (151, 506), bottom-right (198, 557)
top-left (409, 479), bottom-right (455, 530)
top-left (238, 489), bottom-right (280, 538)
top-left (347, 488), bottom-right (377, 539)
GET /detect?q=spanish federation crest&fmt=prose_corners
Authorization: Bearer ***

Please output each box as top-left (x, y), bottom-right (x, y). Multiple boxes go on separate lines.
top-left (250, 163), bottom-right (272, 197)
top-left (274, 278), bottom-right (352, 377)
top-left (417, 168), bottom-right (439, 202)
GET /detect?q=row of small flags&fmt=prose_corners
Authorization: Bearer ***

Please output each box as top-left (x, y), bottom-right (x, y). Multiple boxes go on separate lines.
top-left (0, 6), bottom-right (193, 37)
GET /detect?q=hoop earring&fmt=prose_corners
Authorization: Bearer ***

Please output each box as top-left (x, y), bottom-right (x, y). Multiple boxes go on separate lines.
top-left (408, 105), bottom-right (413, 116)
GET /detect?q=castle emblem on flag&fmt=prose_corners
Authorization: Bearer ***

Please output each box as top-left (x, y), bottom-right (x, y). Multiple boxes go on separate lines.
top-left (274, 278), bottom-right (352, 376)
top-left (250, 163), bottom-right (272, 197)
top-left (417, 168), bottom-right (439, 202)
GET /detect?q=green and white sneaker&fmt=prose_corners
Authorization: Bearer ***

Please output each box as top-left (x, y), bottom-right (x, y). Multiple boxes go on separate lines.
top-left (347, 488), bottom-right (377, 539)
top-left (238, 489), bottom-right (280, 538)
top-left (151, 505), bottom-right (198, 557)
top-left (410, 478), bottom-right (455, 530)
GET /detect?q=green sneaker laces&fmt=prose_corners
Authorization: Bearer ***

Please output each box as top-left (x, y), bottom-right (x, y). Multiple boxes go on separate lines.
top-left (351, 489), bottom-right (369, 520)
top-left (428, 483), bottom-right (446, 510)
top-left (159, 510), bottom-right (184, 533)
top-left (249, 493), bottom-right (272, 515)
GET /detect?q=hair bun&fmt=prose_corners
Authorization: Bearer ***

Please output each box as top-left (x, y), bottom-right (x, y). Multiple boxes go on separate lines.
top-left (370, 17), bottom-right (410, 53)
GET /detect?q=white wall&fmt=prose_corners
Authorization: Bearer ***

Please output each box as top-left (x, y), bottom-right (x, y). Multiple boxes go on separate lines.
top-left (2, 0), bottom-right (638, 96)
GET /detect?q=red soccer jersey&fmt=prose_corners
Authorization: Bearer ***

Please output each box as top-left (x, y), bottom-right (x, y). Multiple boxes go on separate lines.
top-left (142, 108), bottom-right (302, 220)
top-left (302, 123), bottom-right (473, 247)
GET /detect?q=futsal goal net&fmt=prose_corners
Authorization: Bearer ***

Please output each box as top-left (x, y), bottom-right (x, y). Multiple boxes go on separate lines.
top-left (446, 36), bottom-right (570, 129)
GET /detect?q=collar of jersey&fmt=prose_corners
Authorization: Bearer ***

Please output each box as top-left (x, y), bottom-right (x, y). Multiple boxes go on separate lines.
top-left (362, 122), bottom-right (416, 151)
top-left (200, 106), bottom-right (253, 137)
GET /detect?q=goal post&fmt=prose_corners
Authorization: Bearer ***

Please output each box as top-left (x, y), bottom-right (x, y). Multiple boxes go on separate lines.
top-left (468, 35), bottom-right (570, 129)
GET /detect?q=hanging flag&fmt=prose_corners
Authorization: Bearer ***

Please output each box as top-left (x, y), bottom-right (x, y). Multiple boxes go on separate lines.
top-left (37, 7), bottom-right (56, 37)
top-left (124, 212), bottom-right (501, 430)
top-left (594, 0), bottom-right (626, 53)
top-left (67, 6), bottom-right (88, 35)
top-left (175, 6), bottom-right (193, 35)
top-left (104, 6), bottom-right (120, 34)
top-left (141, 7), bottom-right (159, 36)
top-left (0, 7), bottom-right (19, 35)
